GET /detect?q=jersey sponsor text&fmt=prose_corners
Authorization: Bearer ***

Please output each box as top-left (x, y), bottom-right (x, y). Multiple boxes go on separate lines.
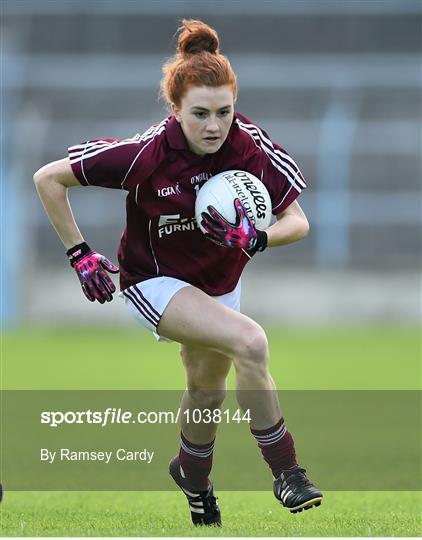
top-left (158, 214), bottom-right (199, 238)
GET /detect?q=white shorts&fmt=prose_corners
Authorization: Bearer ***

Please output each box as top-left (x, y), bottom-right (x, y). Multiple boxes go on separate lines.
top-left (119, 276), bottom-right (241, 342)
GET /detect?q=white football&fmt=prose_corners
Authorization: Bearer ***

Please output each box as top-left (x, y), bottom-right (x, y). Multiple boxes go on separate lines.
top-left (195, 170), bottom-right (272, 234)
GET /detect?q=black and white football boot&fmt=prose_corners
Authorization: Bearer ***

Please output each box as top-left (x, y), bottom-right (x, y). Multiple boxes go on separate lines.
top-left (274, 466), bottom-right (323, 513)
top-left (169, 456), bottom-right (221, 526)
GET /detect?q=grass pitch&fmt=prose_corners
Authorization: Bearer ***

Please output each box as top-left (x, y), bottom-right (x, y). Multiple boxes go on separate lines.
top-left (1, 490), bottom-right (420, 537)
top-left (1, 325), bottom-right (421, 536)
top-left (3, 325), bottom-right (419, 390)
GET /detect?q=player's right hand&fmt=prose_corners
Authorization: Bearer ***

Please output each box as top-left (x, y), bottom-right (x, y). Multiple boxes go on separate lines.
top-left (66, 242), bottom-right (119, 304)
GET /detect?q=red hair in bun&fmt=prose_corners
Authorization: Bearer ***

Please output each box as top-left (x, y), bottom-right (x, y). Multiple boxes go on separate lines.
top-left (161, 19), bottom-right (237, 106)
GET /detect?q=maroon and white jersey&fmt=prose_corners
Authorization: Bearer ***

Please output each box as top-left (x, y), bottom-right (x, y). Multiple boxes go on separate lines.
top-left (68, 113), bottom-right (307, 296)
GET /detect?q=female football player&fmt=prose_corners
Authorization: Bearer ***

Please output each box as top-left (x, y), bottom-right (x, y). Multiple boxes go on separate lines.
top-left (34, 19), bottom-right (322, 526)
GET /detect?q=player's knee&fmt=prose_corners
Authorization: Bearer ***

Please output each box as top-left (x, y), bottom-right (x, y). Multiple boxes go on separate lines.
top-left (234, 324), bottom-right (269, 365)
top-left (187, 386), bottom-right (227, 410)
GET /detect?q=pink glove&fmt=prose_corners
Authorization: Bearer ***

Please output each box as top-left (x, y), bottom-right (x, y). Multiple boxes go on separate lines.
top-left (201, 199), bottom-right (268, 254)
top-left (67, 242), bottom-right (119, 304)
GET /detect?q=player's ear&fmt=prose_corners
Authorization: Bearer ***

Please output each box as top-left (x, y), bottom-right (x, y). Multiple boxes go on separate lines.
top-left (171, 103), bottom-right (182, 123)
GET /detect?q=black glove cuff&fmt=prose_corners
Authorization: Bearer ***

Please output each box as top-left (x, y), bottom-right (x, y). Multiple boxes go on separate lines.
top-left (249, 230), bottom-right (268, 256)
top-left (67, 242), bottom-right (91, 267)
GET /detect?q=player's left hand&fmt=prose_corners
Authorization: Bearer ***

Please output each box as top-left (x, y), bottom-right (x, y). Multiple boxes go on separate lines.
top-left (201, 198), bottom-right (268, 254)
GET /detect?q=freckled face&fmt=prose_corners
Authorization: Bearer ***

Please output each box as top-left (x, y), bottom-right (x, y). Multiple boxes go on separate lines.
top-left (172, 85), bottom-right (235, 156)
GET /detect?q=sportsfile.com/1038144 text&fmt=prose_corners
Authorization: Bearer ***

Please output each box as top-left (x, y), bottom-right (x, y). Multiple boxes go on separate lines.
top-left (40, 408), bottom-right (251, 427)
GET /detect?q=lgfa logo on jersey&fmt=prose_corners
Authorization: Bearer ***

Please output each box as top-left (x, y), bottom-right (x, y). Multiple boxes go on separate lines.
top-left (158, 182), bottom-right (181, 198)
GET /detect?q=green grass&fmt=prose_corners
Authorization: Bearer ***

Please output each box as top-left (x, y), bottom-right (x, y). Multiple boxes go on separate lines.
top-left (1, 491), bottom-right (421, 537)
top-left (2, 325), bottom-right (420, 390)
top-left (1, 325), bottom-right (420, 536)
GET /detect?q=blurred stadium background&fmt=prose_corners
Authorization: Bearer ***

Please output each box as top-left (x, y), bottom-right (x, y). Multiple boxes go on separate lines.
top-left (2, 0), bottom-right (421, 328)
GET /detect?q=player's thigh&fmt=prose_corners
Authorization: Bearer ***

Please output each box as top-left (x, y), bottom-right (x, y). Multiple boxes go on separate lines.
top-left (180, 344), bottom-right (232, 389)
top-left (157, 285), bottom-right (266, 357)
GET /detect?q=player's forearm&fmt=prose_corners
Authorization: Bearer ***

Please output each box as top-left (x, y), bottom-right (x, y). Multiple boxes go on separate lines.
top-left (265, 213), bottom-right (309, 247)
top-left (33, 173), bottom-right (84, 250)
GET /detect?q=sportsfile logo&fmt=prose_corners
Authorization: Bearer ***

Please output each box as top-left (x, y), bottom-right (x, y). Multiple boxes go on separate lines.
top-left (157, 182), bottom-right (181, 198)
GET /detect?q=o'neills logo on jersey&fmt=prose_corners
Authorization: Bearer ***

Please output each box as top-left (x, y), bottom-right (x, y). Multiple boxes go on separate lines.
top-left (158, 182), bottom-right (181, 198)
top-left (190, 172), bottom-right (212, 185)
top-left (158, 214), bottom-right (199, 238)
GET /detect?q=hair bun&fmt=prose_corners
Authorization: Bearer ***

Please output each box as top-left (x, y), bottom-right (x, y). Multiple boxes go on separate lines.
top-left (177, 19), bottom-right (220, 57)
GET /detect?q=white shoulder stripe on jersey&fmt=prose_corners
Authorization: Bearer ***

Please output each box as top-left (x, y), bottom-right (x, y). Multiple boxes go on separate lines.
top-left (236, 120), bottom-right (306, 191)
top-left (68, 119), bottom-right (168, 163)
top-left (237, 120), bottom-right (300, 171)
top-left (68, 119), bottom-right (167, 156)
top-left (69, 139), bottom-right (130, 160)
top-left (69, 139), bottom-right (144, 165)
top-left (68, 133), bottom-right (141, 154)
top-left (69, 119), bottom-right (168, 186)
top-left (69, 138), bottom-right (132, 158)
top-left (68, 130), bottom-right (147, 156)
top-left (237, 123), bottom-right (303, 193)
top-left (68, 125), bottom-right (166, 167)
top-left (236, 119), bottom-right (307, 187)
top-left (68, 119), bottom-right (167, 154)
top-left (236, 121), bottom-right (306, 190)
